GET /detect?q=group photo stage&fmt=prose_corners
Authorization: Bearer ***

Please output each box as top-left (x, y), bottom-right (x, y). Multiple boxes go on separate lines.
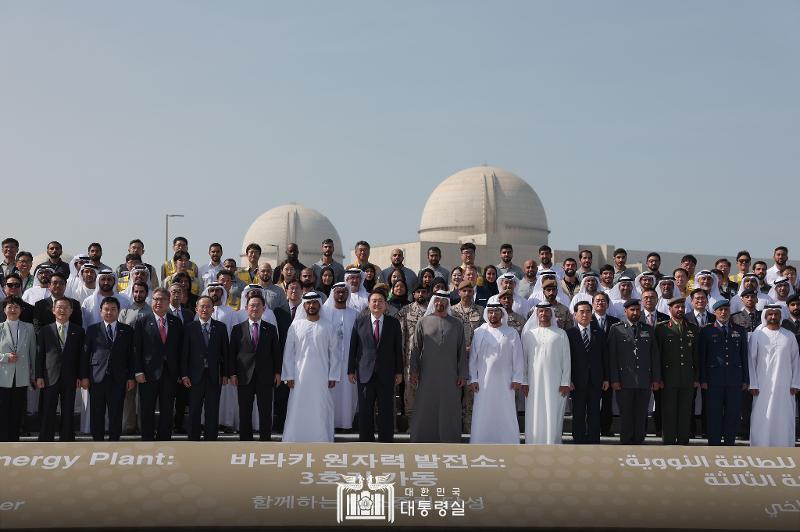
top-left (1, 441), bottom-right (798, 530)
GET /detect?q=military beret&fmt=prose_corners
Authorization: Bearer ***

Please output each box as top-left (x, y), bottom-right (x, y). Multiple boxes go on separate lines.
top-left (623, 299), bottom-right (641, 308)
top-left (667, 297), bottom-right (685, 307)
top-left (740, 289), bottom-right (757, 297)
top-left (711, 299), bottom-right (730, 311)
top-left (457, 280), bottom-right (473, 290)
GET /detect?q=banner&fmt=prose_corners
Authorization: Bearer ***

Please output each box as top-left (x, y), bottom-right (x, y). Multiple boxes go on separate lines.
top-left (1, 442), bottom-right (799, 529)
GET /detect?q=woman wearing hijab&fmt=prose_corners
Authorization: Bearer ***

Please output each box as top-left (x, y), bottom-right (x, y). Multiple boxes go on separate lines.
top-left (363, 265), bottom-right (377, 292)
top-left (316, 266), bottom-right (335, 297)
top-left (484, 265), bottom-right (499, 297)
top-left (388, 280), bottom-right (410, 310)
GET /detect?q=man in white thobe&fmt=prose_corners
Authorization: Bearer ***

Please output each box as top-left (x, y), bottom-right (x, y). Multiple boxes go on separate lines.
top-left (748, 305), bottom-right (800, 447)
top-left (344, 268), bottom-right (369, 313)
top-left (282, 292), bottom-right (340, 442)
top-left (522, 302), bottom-right (571, 444)
top-left (469, 297), bottom-right (523, 444)
top-left (324, 282), bottom-right (358, 429)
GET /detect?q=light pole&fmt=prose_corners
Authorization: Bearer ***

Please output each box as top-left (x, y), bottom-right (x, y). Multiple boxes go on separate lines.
top-left (165, 214), bottom-right (185, 263)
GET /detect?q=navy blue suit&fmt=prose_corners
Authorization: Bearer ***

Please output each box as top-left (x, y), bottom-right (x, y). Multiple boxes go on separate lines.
top-left (567, 324), bottom-right (608, 443)
top-left (699, 321), bottom-right (748, 445)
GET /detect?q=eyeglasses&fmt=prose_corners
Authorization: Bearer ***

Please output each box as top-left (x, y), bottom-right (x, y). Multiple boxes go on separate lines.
top-left (5, 282), bottom-right (21, 288)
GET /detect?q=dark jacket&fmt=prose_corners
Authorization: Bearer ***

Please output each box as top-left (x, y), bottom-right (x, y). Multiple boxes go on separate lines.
top-left (36, 321), bottom-right (85, 386)
top-left (180, 318), bottom-right (230, 383)
top-left (33, 296), bottom-right (83, 333)
top-left (348, 314), bottom-right (403, 383)
top-left (654, 320), bottom-right (699, 388)
top-left (229, 319), bottom-right (281, 385)
top-left (699, 321), bottom-right (749, 387)
top-left (607, 320), bottom-right (661, 389)
top-left (81, 321), bottom-right (135, 383)
top-left (567, 324), bottom-right (608, 387)
top-left (133, 312), bottom-right (184, 381)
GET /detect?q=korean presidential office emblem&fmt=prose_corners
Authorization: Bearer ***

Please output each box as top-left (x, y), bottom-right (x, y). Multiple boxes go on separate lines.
top-left (336, 473), bottom-right (395, 523)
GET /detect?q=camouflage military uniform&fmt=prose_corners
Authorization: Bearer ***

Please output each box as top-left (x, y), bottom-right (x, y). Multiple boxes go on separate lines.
top-left (451, 302), bottom-right (485, 433)
top-left (396, 302), bottom-right (427, 427)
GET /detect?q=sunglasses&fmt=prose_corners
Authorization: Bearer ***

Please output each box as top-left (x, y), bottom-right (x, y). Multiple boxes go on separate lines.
top-left (5, 282), bottom-right (21, 288)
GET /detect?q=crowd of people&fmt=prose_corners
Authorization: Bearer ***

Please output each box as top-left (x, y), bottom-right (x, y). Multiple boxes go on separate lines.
top-left (0, 236), bottom-right (798, 447)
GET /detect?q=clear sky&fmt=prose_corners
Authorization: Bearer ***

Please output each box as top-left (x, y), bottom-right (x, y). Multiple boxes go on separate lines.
top-left (1, 1), bottom-right (798, 268)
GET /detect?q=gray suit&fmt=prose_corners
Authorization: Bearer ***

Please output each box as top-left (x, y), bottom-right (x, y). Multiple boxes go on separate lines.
top-left (0, 320), bottom-right (36, 441)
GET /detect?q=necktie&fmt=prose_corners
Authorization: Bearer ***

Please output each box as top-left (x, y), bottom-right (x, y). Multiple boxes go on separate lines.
top-left (202, 322), bottom-right (210, 345)
top-left (291, 306), bottom-right (297, 319)
top-left (57, 324), bottom-right (66, 349)
top-left (598, 317), bottom-right (605, 330)
top-left (159, 316), bottom-right (167, 344)
top-left (106, 324), bottom-right (114, 343)
top-left (698, 313), bottom-right (705, 327)
top-left (720, 324), bottom-right (727, 337)
top-left (749, 312), bottom-right (758, 331)
top-left (648, 313), bottom-right (654, 326)
top-left (251, 322), bottom-right (259, 348)
top-left (373, 318), bottom-right (380, 345)
top-left (173, 308), bottom-right (182, 323)
top-left (582, 327), bottom-right (590, 351)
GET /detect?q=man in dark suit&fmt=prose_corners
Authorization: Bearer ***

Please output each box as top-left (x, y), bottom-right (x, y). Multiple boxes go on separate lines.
top-left (640, 288), bottom-right (669, 435)
top-left (33, 272), bottom-right (82, 333)
top-left (700, 299), bottom-right (749, 446)
top-left (80, 296), bottom-right (135, 441)
top-left (168, 284), bottom-right (193, 433)
top-left (181, 295), bottom-right (229, 441)
top-left (592, 292), bottom-right (619, 436)
top-left (568, 301), bottom-right (608, 444)
top-left (0, 273), bottom-right (34, 323)
top-left (133, 287), bottom-right (184, 441)
top-left (607, 299), bottom-right (661, 444)
top-left (36, 297), bottom-right (85, 441)
top-left (229, 292), bottom-right (281, 441)
top-left (684, 288), bottom-right (715, 328)
top-left (730, 289), bottom-right (761, 439)
top-left (348, 291), bottom-right (403, 442)
top-left (654, 297), bottom-right (699, 445)
top-left (782, 293), bottom-right (800, 430)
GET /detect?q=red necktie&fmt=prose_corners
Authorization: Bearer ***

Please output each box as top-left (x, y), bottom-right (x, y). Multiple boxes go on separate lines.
top-left (373, 318), bottom-right (380, 345)
top-left (158, 316), bottom-right (167, 344)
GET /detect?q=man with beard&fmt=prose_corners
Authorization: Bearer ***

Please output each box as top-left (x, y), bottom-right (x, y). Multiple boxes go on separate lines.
top-left (42, 241), bottom-right (70, 279)
top-left (499, 289), bottom-right (526, 335)
top-left (381, 248), bottom-right (418, 290)
top-left (599, 264), bottom-right (615, 293)
top-left (282, 292), bottom-right (339, 442)
top-left (22, 265), bottom-right (53, 305)
top-left (86, 242), bottom-right (110, 271)
top-left (33, 272), bottom-right (82, 332)
top-left (533, 279), bottom-right (574, 331)
top-left (576, 249), bottom-right (598, 282)
top-left (731, 273), bottom-right (772, 313)
top-left (409, 291), bottom-right (468, 443)
top-left (559, 258), bottom-right (580, 298)
top-left (608, 299), bottom-right (661, 444)
top-left (469, 297), bottom-right (524, 444)
top-left (655, 276), bottom-right (678, 315)
top-left (199, 242), bottom-right (224, 292)
top-left (569, 273), bottom-right (600, 312)
top-left (699, 299), bottom-right (748, 446)
top-left (766, 246), bottom-right (789, 286)
top-left (752, 261), bottom-right (771, 294)
top-left (608, 276), bottom-right (636, 319)
top-left (344, 268), bottom-right (369, 313)
top-left (517, 259), bottom-right (539, 299)
top-left (396, 283), bottom-right (428, 429)
top-left (82, 270), bottom-right (131, 327)
top-left (324, 282), bottom-right (358, 431)
top-left (537, 245), bottom-right (564, 279)
top-left (496, 243), bottom-right (523, 279)
top-left (312, 238), bottom-right (345, 284)
top-left (418, 246), bottom-right (449, 281)
top-left (612, 248), bottom-right (636, 284)
top-left (655, 298), bottom-right (699, 445)
top-left (299, 267), bottom-right (323, 299)
top-left (767, 277), bottom-right (792, 320)
top-left (748, 305), bottom-right (800, 447)
top-left (644, 252), bottom-right (664, 281)
top-left (255, 262), bottom-right (289, 311)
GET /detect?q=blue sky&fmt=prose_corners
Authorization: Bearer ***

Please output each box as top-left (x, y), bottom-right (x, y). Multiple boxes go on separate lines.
top-left (1, 1), bottom-right (798, 267)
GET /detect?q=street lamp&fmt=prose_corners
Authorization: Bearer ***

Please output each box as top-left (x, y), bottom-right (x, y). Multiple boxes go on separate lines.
top-left (165, 214), bottom-right (185, 263)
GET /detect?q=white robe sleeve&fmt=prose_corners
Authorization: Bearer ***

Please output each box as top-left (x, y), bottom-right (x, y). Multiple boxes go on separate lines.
top-left (468, 331), bottom-right (481, 383)
top-left (747, 330), bottom-right (760, 390)
top-left (327, 324), bottom-right (341, 382)
top-left (520, 331), bottom-right (530, 386)
top-left (559, 331), bottom-right (571, 387)
top-left (282, 325), bottom-right (298, 381)
top-left (511, 333), bottom-right (524, 384)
